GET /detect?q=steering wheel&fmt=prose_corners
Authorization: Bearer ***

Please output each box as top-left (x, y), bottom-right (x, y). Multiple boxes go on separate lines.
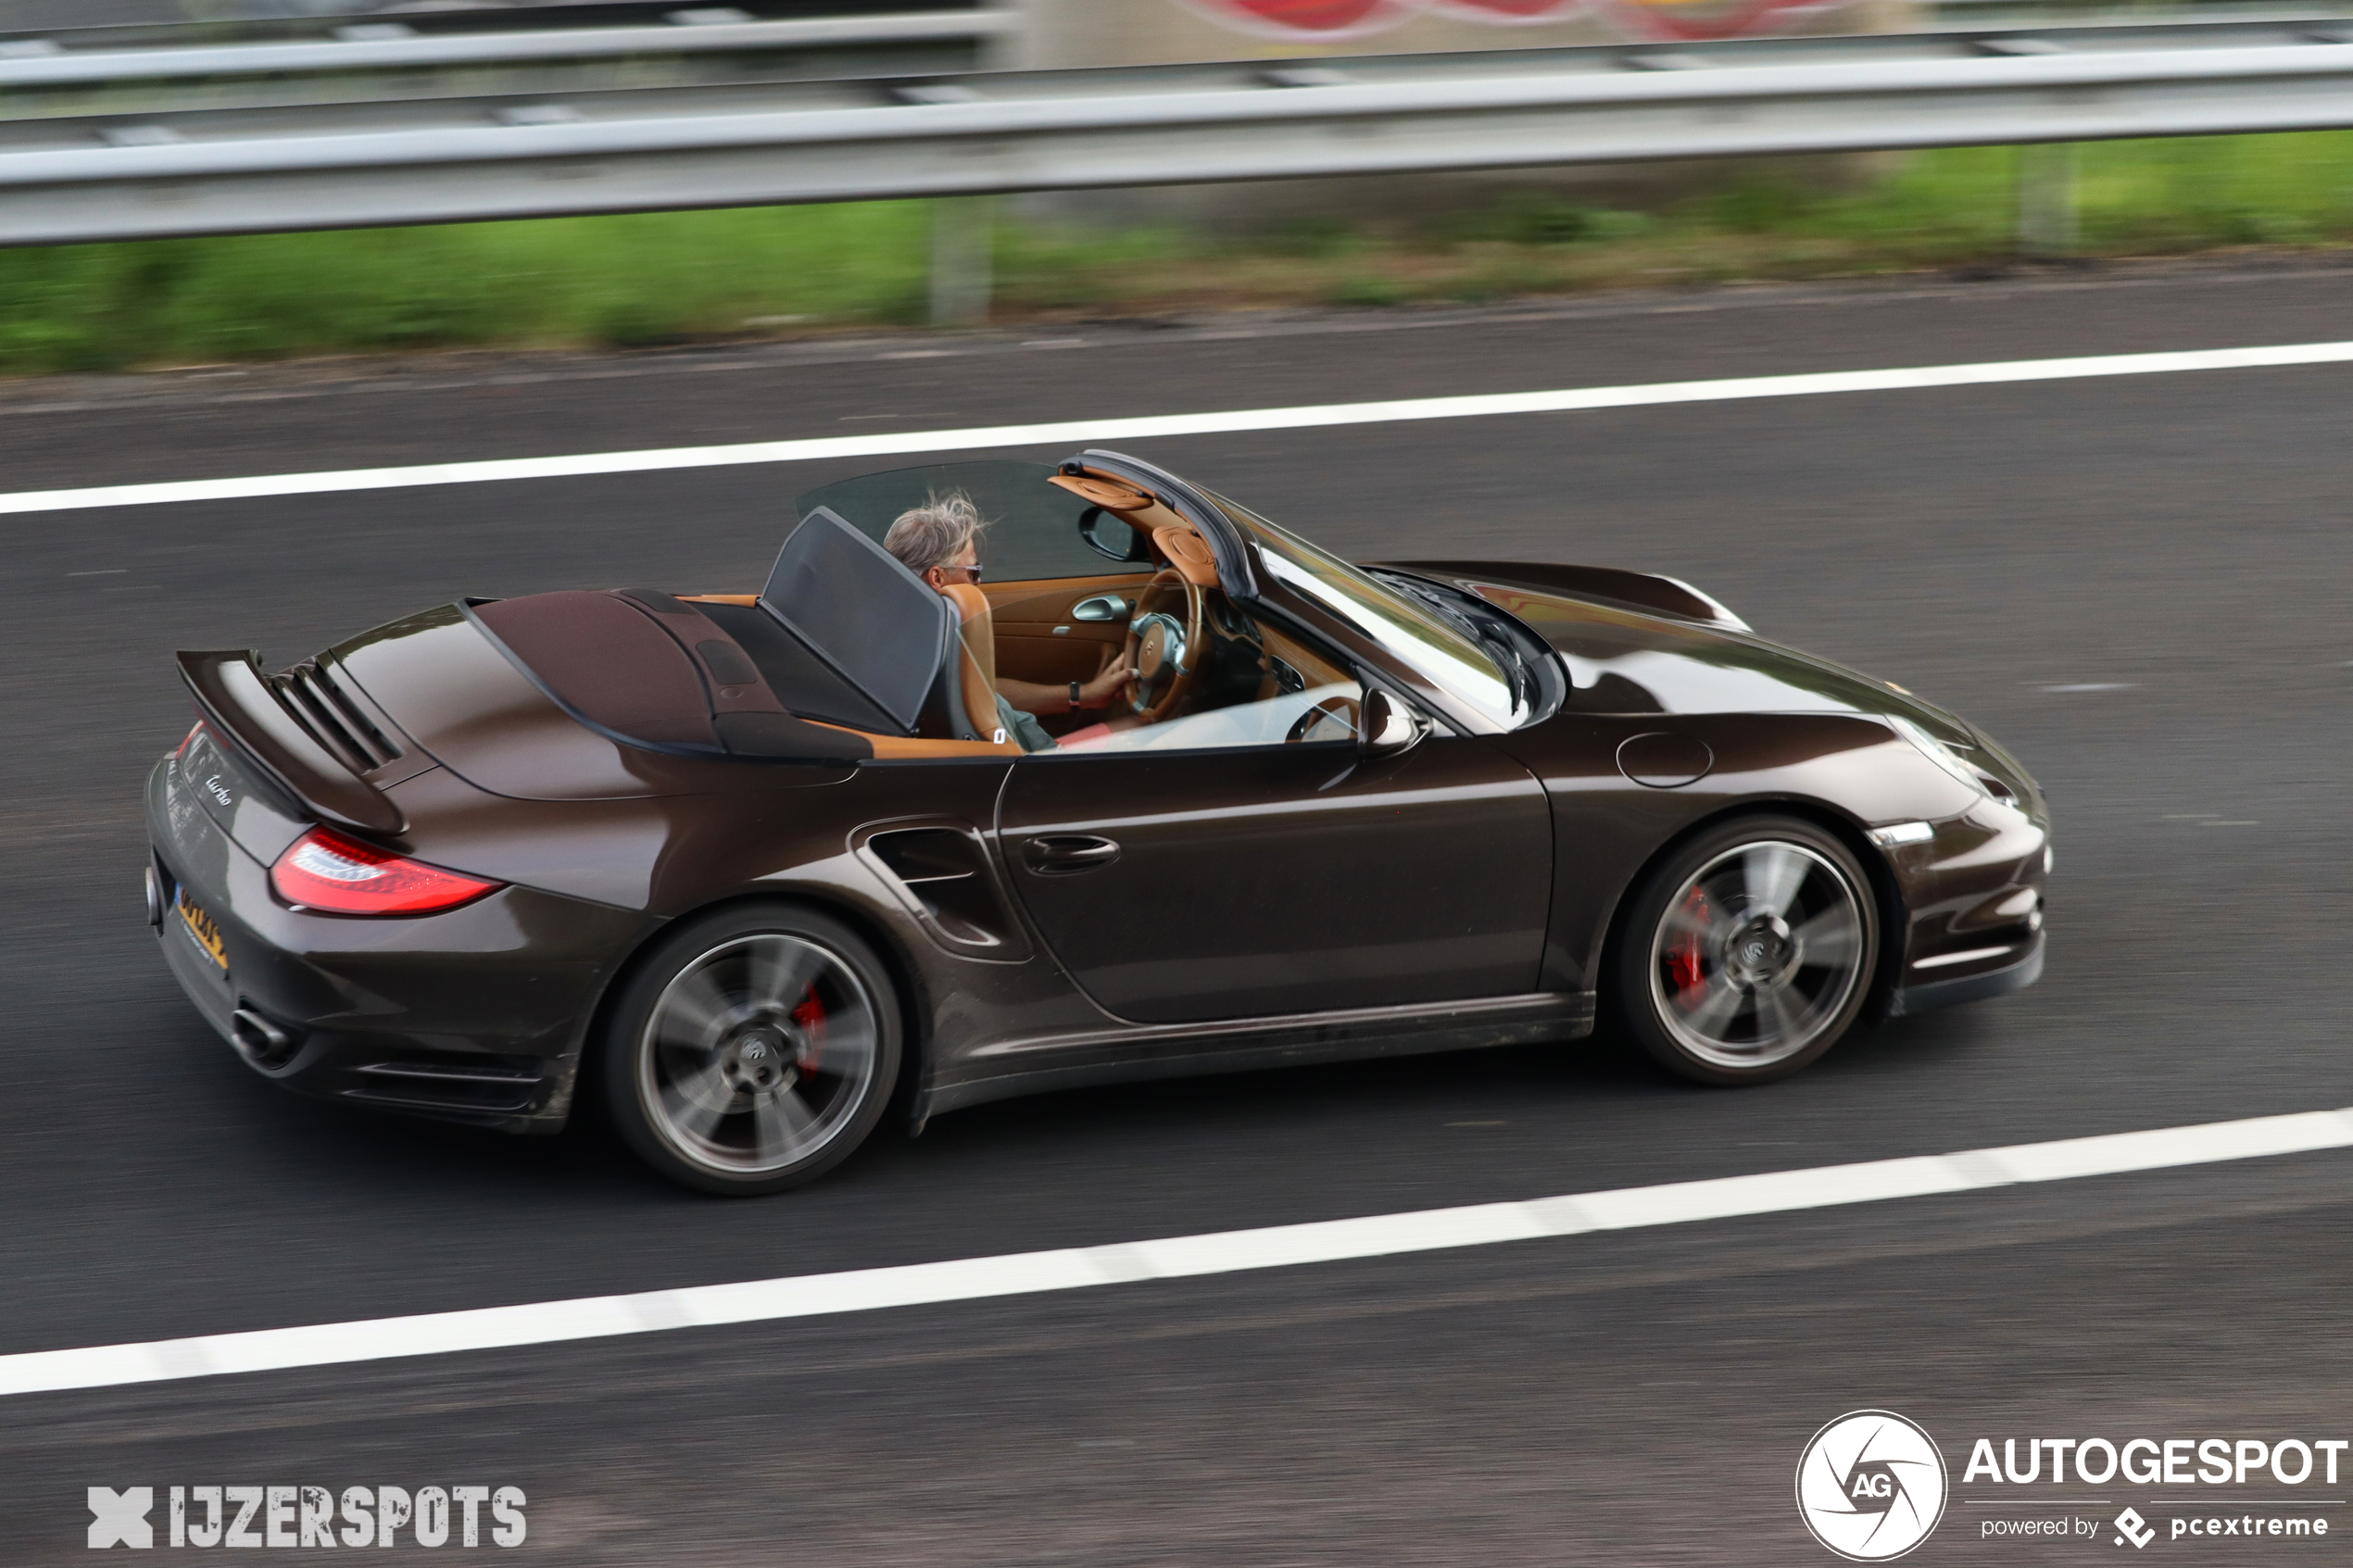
top-left (1125, 569), bottom-right (1207, 725)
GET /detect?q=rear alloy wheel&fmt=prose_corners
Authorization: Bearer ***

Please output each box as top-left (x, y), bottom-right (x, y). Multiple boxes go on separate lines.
top-left (1613, 816), bottom-right (1878, 1085)
top-left (602, 905), bottom-right (900, 1195)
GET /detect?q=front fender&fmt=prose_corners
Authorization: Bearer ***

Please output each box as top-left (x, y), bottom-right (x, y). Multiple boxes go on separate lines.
top-left (1495, 711), bottom-right (1982, 993)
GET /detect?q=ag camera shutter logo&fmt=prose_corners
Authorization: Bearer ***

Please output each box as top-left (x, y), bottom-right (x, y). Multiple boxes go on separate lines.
top-left (1796, 1411), bottom-right (1949, 1562)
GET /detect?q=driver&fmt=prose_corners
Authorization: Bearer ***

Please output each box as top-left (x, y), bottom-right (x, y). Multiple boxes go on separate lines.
top-left (883, 494), bottom-right (1133, 751)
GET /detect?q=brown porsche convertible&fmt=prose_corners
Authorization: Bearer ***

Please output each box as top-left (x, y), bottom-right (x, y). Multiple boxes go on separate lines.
top-left (146, 450), bottom-right (2048, 1194)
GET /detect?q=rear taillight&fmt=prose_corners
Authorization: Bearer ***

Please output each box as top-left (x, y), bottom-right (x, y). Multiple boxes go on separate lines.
top-left (271, 827), bottom-right (501, 916)
top-left (174, 721), bottom-right (203, 759)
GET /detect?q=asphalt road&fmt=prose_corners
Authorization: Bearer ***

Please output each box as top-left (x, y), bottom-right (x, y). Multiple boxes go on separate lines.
top-left (4, 260), bottom-right (2351, 1564)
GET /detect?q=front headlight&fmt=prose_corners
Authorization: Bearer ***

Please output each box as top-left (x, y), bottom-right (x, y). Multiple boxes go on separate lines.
top-left (1887, 715), bottom-right (1987, 798)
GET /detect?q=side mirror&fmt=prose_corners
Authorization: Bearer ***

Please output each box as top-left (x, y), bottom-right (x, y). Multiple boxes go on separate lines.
top-left (1359, 688), bottom-right (1429, 759)
top-left (1078, 507), bottom-right (1151, 563)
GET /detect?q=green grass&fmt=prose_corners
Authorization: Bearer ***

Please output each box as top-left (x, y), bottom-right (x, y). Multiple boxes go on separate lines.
top-left (0, 202), bottom-right (934, 372)
top-left (3, 132), bottom-right (2351, 375)
top-left (1730, 132), bottom-right (2353, 255)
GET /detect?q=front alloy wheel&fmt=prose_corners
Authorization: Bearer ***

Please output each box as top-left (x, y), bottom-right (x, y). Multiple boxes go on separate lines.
top-left (603, 906), bottom-right (900, 1194)
top-left (1615, 817), bottom-right (1879, 1085)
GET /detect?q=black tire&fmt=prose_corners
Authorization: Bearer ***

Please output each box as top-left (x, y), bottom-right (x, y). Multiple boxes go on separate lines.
top-left (1609, 814), bottom-right (1879, 1087)
top-left (600, 903), bottom-right (903, 1196)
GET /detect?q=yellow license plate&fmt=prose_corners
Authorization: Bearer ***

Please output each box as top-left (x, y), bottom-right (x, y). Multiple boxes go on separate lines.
top-left (176, 886), bottom-right (228, 971)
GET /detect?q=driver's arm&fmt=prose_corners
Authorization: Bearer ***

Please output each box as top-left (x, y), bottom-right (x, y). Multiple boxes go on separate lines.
top-left (1000, 662), bottom-right (1132, 717)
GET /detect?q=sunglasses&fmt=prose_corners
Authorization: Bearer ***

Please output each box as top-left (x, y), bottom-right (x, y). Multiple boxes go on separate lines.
top-left (934, 562), bottom-right (985, 583)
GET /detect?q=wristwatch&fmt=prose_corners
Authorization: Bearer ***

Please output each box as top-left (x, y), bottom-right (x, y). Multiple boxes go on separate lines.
top-left (1069, 681), bottom-right (1084, 712)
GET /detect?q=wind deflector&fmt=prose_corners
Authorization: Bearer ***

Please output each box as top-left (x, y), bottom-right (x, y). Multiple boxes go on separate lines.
top-left (760, 506), bottom-right (951, 736)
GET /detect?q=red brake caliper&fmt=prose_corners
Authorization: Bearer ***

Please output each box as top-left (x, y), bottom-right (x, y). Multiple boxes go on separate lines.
top-left (791, 985), bottom-right (825, 1073)
top-left (1668, 887), bottom-right (1710, 995)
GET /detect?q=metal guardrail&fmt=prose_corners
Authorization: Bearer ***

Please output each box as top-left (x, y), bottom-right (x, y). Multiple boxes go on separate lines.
top-left (0, 15), bottom-right (1011, 88)
top-left (0, 15), bottom-right (2350, 246)
top-left (0, 4), bottom-right (1008, 118)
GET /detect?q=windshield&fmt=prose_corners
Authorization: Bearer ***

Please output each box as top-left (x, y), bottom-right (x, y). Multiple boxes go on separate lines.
top-left (1210, 493), bottom-right (1527, 729)
top-left (793, 460), bottom-right (1124, 583)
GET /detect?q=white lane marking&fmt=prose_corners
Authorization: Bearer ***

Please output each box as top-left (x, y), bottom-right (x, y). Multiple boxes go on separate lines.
top-left (1912, 946), bottom-right (2017, 971)
top-left (4, 1105), bottom-right (2350, 1399)
top-left (3, 340), bottom-right (2350, 518)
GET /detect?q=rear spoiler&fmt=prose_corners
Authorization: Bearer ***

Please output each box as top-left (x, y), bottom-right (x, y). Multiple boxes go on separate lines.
top-left (176, 650), bottom-right (406, 835)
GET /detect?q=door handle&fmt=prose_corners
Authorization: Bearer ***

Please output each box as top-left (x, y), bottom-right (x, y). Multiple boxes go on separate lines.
top-left (1022, 834), bottom-right (1121, 875)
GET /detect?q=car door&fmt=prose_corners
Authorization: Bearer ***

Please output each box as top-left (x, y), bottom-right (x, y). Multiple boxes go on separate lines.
top-left (994, 688), bottom-right (1554, 1027)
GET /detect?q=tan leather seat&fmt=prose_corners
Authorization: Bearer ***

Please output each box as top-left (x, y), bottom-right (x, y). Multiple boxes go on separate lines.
top-left (940, 582), bottom-right (1006, 744)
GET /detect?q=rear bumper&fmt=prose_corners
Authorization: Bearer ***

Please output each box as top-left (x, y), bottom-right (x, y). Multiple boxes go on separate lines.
top-left (1886, 931), bottom-right (2045, 1019)
top-left (145, 755), bottom-right (649, 1134)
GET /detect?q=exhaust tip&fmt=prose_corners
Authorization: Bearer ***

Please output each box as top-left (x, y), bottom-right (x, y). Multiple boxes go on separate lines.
top-left (231, 1007), bottom-right (302, 1070)
top-left (144, 866), bottom-right (165, 928)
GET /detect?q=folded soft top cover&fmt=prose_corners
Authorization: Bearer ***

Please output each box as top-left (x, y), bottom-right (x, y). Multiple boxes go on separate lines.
top-left (472, 588), bottom-right (884, 761)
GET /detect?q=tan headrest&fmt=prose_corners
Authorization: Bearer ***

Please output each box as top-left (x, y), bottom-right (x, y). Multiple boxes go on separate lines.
top-left (942, 581), bottom-right (989, 627)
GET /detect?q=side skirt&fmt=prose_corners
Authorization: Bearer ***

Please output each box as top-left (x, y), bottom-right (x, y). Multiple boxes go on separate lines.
top-left (922, 991), bottom-right (1593, 1119)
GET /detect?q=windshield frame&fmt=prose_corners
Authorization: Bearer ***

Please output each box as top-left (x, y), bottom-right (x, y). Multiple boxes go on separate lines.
top-left (1206, 492), bottom-right (1533, 734)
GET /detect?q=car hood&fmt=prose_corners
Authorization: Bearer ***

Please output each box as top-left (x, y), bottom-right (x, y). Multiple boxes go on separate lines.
top-left (1397, 564), bottom-right (1972, 739)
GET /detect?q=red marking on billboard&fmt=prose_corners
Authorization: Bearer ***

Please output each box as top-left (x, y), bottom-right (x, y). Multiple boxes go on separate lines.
top-left (1428, 0), bottom-right (1586, 19)
top-left (1189, 0), bottom-right (1401, 33)
top-left (1183, 0), bottom-right (1828, 42)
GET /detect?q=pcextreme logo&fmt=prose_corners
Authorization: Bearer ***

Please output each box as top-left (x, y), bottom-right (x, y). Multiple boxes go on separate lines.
top-left (1796, 1411), bottom-right (1950, 1562)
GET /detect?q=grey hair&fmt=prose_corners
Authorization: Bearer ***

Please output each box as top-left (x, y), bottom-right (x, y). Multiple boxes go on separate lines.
top-left (882, 491), bottom-right (986, 574)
